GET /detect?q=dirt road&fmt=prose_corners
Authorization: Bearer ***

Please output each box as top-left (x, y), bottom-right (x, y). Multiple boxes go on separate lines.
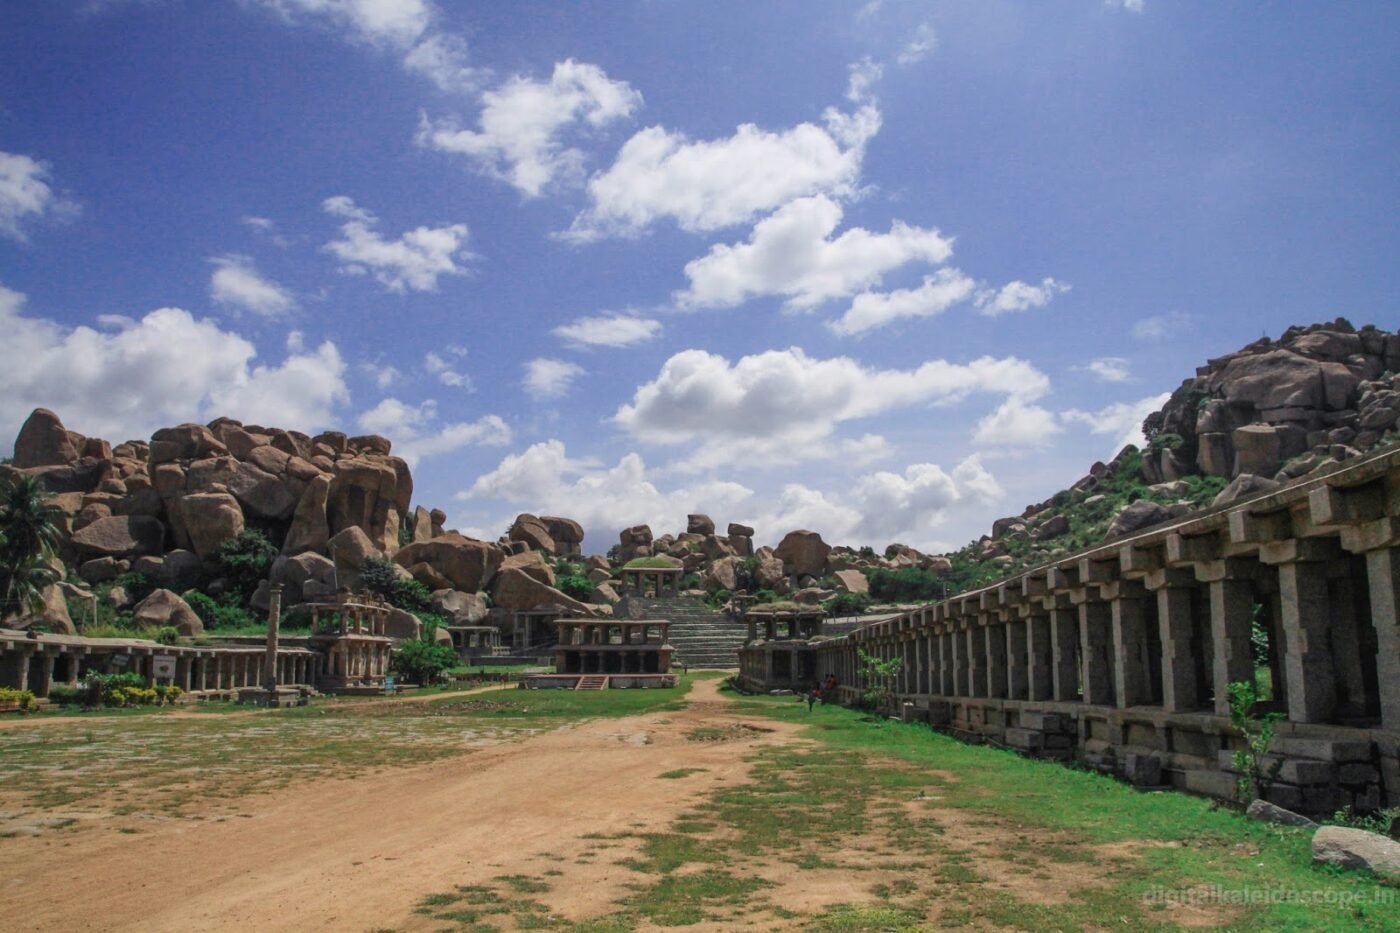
top-left (1, 678), bottom-right (803, 931)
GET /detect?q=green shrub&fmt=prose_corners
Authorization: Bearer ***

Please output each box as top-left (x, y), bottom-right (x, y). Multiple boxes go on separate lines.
top-left (153, 626), bottom-right (180, 646)
top-left (47, 685), bottom-right (85, 706)
top-left (218, 529), bottom-right (277, 601)
top-left (751, 589), bottom-right (779, 604)
top-left (824, 592), bottom-right (872, 616)
top-left (0, 686), bottom-right (36, 710)
top-left (113, 570), bottom-right (156, 603)
top-left (556, 574), bottom-right (595, 601)
top-left (867, 567), bottom-right (946, 603)
top-left (390, 639), bottom-right (458, 685)
top-left (359, 556), bottom-right (432, 610)
top-left (704, 588), bottom-right (732, 609)
top-left (1149, 432), bottom-right (1184, 451)
top-left (184, 590), bottom-right (257, 629)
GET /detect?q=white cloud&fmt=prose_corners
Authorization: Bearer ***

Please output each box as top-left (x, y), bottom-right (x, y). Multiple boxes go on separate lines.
top-left (0, 284), bottom-right (348, 445)
top-left (255, 0), bottom-right (432, 46)
top-left (1062, 392), bottom-right (1170, 456)
top-left (523, 358), bottom-right (584, 400)
top-left (402, 31), bottom-right (483, 93)
top-left (1105, 0), bottom-right (1145, 12)
top-left (551, 313), bottom-right (661, 348)
top-left (321, 196), bottom-right (472, 292)
top-left (1081, 357), bottom-right (1132, 383)
top-left (971, 398), bottom-right (1062, 449)
top-left (973, 277), bottom-right (1070, 316)
top-left (208, 253), bottom-right (296, 317)
top-left (848, 455), bottom-right (1002, 541)
top-left (356, 396), bottom-right (509, 466)
top-left (0, 151), bottom-right (73, 241)
top-left (676, 195), bottom-right (953, 311)
top-left (896, 22), bottom-right (937, 65)
top-left (615, 347), bottom-right (1050, 458)
top-left (846, 58), bottom-right (883, 104)
top-left (458, 440), bottom-right (752, 547)
top-left (419, 59), bottom-right (642, 197)
top-left (424, 349), bottom-right (472, 389)
top-left (1131, 311), bottom-right (1191, 340)
top-left (829, 268), bottom-right (977, 336)
top-left (563, 88), bottom-right (880, 240)
top-left (359, 359), bottom-right (401, 389)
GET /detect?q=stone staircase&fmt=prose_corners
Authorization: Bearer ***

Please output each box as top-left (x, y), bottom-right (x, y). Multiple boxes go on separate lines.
top-left (626, 595), bottom-right (749, 669)
top-left (575, 675), bottom-right (608, 691)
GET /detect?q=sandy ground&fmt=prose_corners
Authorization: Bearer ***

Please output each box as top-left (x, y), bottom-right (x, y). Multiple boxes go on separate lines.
top-left (0, 678), bottom-right (807, 931)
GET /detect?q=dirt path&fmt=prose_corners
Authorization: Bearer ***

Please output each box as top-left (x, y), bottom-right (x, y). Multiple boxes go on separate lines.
top-left (0, 678), bottom-right (805, 932)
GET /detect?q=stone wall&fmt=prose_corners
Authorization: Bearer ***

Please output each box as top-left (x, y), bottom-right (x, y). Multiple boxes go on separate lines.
top-left (790, 446), bottom-right (1400, 815)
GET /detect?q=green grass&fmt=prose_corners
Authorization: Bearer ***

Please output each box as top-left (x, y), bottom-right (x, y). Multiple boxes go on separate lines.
top-left (657, 768), bottom-right (708, 779)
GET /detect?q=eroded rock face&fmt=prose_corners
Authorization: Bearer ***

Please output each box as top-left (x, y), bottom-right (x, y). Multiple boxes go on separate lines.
top-left (508, 514), bottom-right (556, 553)
top-left (432, 589), bottom-right (488, 624)
top-left (1105, 500), bottom-right (1172, 539)
top-left (489, 567), bottom-right (593, 615)
top-left (132, 589), bottom-right (204, 636)
top-left (12, 408), bottom-right (79, 468)
top-left (180, 492), bottom-right (244, 561)
top-left (774, 530), bottom-right (831, 579)
top-left (687, 514), bottom-right (715, 535)
top-left (500, 549), bottom-right (556, 587)
top-left (70, 515), bottom-right (165, 559)
top-left (393, 534), bottom-right (502, 594)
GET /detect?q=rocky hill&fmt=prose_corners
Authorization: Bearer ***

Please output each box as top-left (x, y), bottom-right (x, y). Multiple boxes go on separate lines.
top-left (3, 319), bottom-right (1396, 642)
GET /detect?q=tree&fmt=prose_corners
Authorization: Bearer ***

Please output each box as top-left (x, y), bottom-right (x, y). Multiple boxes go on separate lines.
top-left (217, 528), bottom-right (277, 602)
top-left (1228, 679), bottom-right (1283, 803)
top-left (390, 638), bottom-right (458, 685)
top-left (0, 475), bottom-right (63, 617)
top-left (857, 649), bottom-right (903, 712)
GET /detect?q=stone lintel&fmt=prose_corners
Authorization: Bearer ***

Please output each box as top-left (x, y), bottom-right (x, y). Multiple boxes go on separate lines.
top-left (1078, 557), bottom-right (1117, 584)
top-left (1038, 591), bottom-right (1073, 611)
top-left (1165, 532), bottom-right (1221, 566)
top-left (1097, 579), bottom-right (1149, 601)
top-left (1228, 508), bottom-right (1291, 545)
top-left (1339, 516), bottom-right (1400, 554)
top-left (1021, 574), bottom-right (1048, 598)
top-left (1257, 537), bottom-right (1337, 566)
top-left (1144, 566), bottom-right (1198, 591)
top-left (1308, 482), bottom-right (1386, 527)
top-left (1046, 565), bottom-right (1078, 590)
top-left (1194, 556), bottom-right (1262, 584)
top-left (1118, 543), bottom-right (1163, 577)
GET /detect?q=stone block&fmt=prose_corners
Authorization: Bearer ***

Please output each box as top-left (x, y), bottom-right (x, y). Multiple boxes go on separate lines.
top-left (1264, 783), bottom-right (1305, 811)
top-left (1181, 768), bottom-right (1238, 800)
top-left (1276, 738), bottom-right (1373, 762)
top-left (1019, 711), bottom-right (1064, 733)
top-left (1279, 759), bottom-right (1336, 785)
top-left (1043, 734), bottom-right (1074, 750)
top-left (1123, 752), bottom-right (1162, 786)
top-left (1004, 727), bottom-right (1044, 750)
top-left (1339, 763), bottom-right (1381, 785)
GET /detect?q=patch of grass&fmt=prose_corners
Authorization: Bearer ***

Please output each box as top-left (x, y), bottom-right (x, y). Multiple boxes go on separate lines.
top-left (621, 869), bottom-right (771, 926)
top-left (657, 768), bottom-right (707, 779)
top-left (493, 874), bottom-right (550, 894)
top-left (805, 903), bottom-right (928, 931)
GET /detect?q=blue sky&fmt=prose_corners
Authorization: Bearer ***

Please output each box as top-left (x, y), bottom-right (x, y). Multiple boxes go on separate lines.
top-left (2, 0), bottom-right (1397, 553)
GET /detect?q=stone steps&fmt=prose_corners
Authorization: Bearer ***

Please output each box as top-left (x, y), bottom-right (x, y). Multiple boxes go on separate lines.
top-left (631, 596), bottom-right (748, 669)
top-left (575, 675), bottom-right (608, 691)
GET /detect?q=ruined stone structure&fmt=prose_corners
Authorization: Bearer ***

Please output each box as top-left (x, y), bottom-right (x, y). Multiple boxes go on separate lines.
top-left (555, 619), bottom-right (674, 676)
top-left (306, 594), bottom-right (393, 692)
top-left (742, 447), bottom-right (1400, 815)
top-left (618, 565), bottom-right (684, 598)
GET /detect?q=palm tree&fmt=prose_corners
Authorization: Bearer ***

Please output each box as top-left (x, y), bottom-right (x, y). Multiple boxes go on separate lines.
top-left (0, 475), bottom-right (64, 618)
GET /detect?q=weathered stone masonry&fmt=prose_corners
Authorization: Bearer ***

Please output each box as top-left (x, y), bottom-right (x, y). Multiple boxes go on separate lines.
top-left (803, 447), bottom-right (1400, 814)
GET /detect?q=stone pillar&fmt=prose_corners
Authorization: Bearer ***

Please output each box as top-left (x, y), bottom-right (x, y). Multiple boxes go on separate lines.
top-left (984, 622), bottom-right (1008, 699)
top-left (1006, 620), bottom-right (1028, 700)
top-left (1079, 600), bottom-right (1115, 706)
top-left (1026, 613), bottom-right (1053, 701)
top-left (1276, 557), bottom-right (1336, 723)
top-left (1152, 576), bottom-right (1200, 712)
top-left (264, 585), bottom-right (284, 691)
top-left (1367, 547), bottom-right (1400, 729)
top-left (1201, 567), bottom-right (1256, 717)
top-left (1326, 565), bottom-right (1372, 718)
top-left (965, 625), bottom-right (984, 697)
top-left (1050, 606), bottom-right (1079, 701)
top-left (1107, 582), bottom-right (1153, 708)
top-left (34, 653), bottom-right (55, 698)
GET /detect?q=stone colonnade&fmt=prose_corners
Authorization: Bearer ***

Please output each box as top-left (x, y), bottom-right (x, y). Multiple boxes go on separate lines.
top-left (801, 448), bottom-right (1400, 814)
top-left (555, 620), bottom-right (673, 676)
top-left (619, 567), bottom-right (683, 598)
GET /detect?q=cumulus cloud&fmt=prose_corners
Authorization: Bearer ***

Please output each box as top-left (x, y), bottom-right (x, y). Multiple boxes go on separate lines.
top-left (563, 79), bottom-right (880, 240)
top-left (359, 359), bottom-right (401, 388)
top-left (1131, 311), bottom-right (1191, 340)
top-left (1061, 392), bottom-right (1170, 456)
top-left (614, 346), bottom-right (1050, 464)
top-left (896, 22), bottom-right (937, 65)
top-left (208, 254), bottom-right (296, 317)
top-left (828, 267), bottom-right (977, 336)
top-left (523, 358), bottom-right (584, 400)
top-left (0, 151), bottom-right (74, 241)
top-left (424, 348), bottom-right (472, 389)
top-left (356, 396), bottom-right (509, 466)
top-left (973, 277), bottom-right (1070, 316)
top-left (322, 195), bottom-right (472, 292)
top-left (419, 59), bottom-right (642, 197)
top-left (402, 31), bottom-right (484, 93)
top-left (1081, 357), bottom-right (1132, 383)
top-left (458, 440), bottom-right (752, 546)
top-left (551, 313), bottom-right (661, 349)
top-left (675, 195), bottom-right (953, 311)
top-left (0, 283), bottom-right (348, 446)
top-left (971, 398), bottom-right (1062, 449)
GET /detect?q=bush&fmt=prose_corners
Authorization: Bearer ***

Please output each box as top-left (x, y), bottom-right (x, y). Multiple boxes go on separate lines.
top-left (47, 685), bottom-right (85, 706)
top-left (389, 639), bottom-right (458, 685)
top-left (153, 627), bottom-right (180, 646)
top-left (1149, 432), bottom-right (1184, 452)
top-left (113, 570), bottom-right (156, 604)
top-left (0, 686), bottom-right (35, 710)
top-left (218, 529), bottom-right (277, 601)
top-left (360, 556), bottom-right (432, 611)
top-left (184, 590), bottom-right (257, 630)
top-left (556, 574), bottom-right (595, 601)
top-left (824, 592), bottom-right (872, 616)
top-left (867, 567), bottom-right (946, 603)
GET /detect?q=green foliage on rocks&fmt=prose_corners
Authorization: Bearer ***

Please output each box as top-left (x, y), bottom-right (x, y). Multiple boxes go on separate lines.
top-left (217, 528), bottom-right (277, 602)
top-left (556, 574), bottom-right (596, 601)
